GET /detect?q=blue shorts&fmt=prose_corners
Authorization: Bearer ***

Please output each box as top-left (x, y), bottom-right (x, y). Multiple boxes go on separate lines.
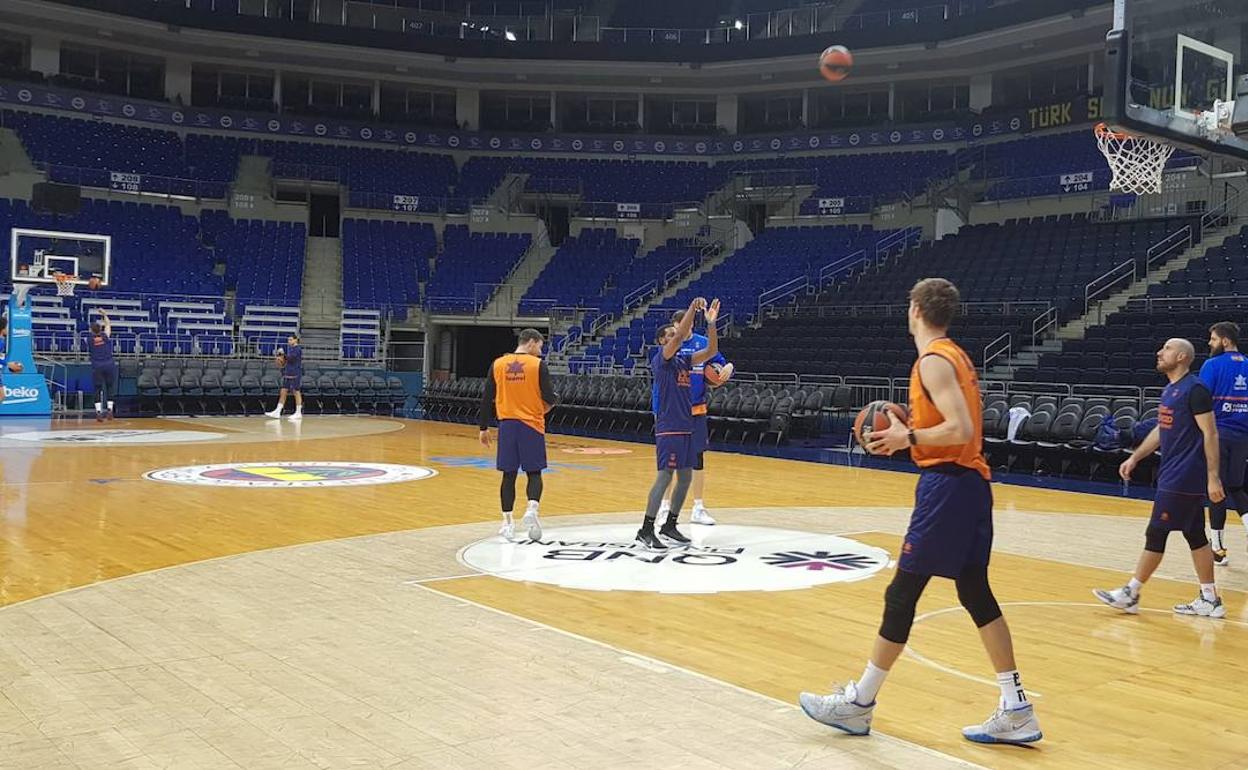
top-left (692, 413), bottom-right (708, 454)
top-left (282, 374), bottom-right (302, 391)
top-left (1217, 436), bottom-right (1248, 490)
top-left (1151, 489), bottom-right (1205, 532)
top-left (656, 433), bottom-right (695, 471)
top-left (899, 466), bottom-right (994, 579)
top-left (497, 419), bottom-right (547, 473)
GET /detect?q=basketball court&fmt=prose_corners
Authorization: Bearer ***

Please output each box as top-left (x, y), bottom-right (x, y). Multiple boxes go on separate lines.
top-left (0, 416), bottom-right (1245, 768)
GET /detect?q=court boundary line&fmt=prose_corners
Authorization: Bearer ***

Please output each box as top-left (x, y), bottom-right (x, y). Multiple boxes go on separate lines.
top-left (412, 580), bottom-right (989, 770)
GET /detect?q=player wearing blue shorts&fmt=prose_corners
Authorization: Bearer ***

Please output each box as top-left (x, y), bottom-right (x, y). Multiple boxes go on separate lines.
top-left (636, 297), bottom-right (719, 551)
top-left (86, 311), bottom-right (117, 421)
top-left (653, 309), bottom-right (732, 526)
top-left (1199, 321), bottom-right (1248, 565)
top-left (801, 278), bottom-right (1041, 746)
top-left (1096, 337), bottom-right (1226, 617)
top-left (266, 334), bottom-right (304, 420)
top-left (479, 329), bottom-right (559, 542)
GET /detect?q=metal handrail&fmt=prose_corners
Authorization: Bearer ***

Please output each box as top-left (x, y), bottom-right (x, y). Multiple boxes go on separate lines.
top-left (817, 249), bottom-right (868, 290)
top-left (756, 275), bottom-right (809, 320)
top-left (623, 280), bottom-right (656, 312)
top-left (1031, 306), bottom-right (1058, 345)
top-left (982, 332), bottom-right (1011, 375)
top-left (1083, 258), bottom-right (1136, 316)
top-left (1124, 294), bottom-right (1248, 313)
top-left (664, 257), bottom-right (697, 285)
top-left (1145, 225), bottom-right (1193, 272)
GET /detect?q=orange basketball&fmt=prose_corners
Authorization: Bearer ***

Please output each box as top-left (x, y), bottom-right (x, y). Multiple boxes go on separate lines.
top-left (703, 361), bottom-right (733, 388)
top-left (853, 400), bottom-right (908, 451)
top-left (87, 276), bottom-right (101, 290)
top-left (7, 361), bottom-right (23, 374)
top-left (819, 45), bottom-right (854, 83)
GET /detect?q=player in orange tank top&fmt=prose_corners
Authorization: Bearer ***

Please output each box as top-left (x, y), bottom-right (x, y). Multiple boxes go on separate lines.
top-left (479, 329), bottom-right (559, 542)
top-left (907, 337), bottom-right (991, 480)
top-left (800, 278), bottom-right (1041, 746)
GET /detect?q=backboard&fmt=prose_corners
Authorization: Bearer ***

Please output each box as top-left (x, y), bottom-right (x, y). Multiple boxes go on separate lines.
top-left (1103, 0), bottom-right (1248, 160)
top-left (9, 228), bottom-right (111, 286)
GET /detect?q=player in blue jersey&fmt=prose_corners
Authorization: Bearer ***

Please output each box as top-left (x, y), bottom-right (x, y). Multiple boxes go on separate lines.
top-left (652, 309), bottom-right (733, 525)
top-left (266, 334), bottom-right (304, 420)
top-left (86, 311), bottom-right (117, 421)
top-left (637, 297), bottom-right (719, 551)
top-left (1095, 338), bottom-right (1226, 618)
top-left (1199, 322), bottom-right (1248, 565)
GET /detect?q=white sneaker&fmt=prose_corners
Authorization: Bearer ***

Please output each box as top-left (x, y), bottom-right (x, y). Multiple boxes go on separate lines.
top-left (264, 409), bottom-right (282, 419)
top-left (962, 704), bottom-right (1042, 745)
top-left (1173, 595), bottom-right (1226, 618)
top-left (521, 511), bottom-right (542, 540)
top-left (288, 410), bottom-right (303, 421)
top-left (1092, 585), bottom-right (1140, 614)
top-left (499, 517), bottom-right (515, 541)
top-left (691, 507), bottom-right (716, 526)
top-left (797, 681), bottom-right (874, 736)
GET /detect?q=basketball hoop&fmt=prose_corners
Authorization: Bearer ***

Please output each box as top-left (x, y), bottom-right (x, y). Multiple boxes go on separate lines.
top-left (54, 273), bottom-right (77, 297)
top-left (1094, 123), bottom-right (1176, 196)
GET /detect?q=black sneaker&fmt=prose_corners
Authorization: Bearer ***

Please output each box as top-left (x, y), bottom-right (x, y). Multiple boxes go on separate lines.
top-left (635, 526), bottom-right (669, 551)
top-left (659, 521), bottom-right (690, 545)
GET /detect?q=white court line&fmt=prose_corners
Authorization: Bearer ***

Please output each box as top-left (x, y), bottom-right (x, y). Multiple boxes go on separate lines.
top-left (907, 599), bottom-right (1248, 695)
top-left (415, 583), bottom-right (987, 768)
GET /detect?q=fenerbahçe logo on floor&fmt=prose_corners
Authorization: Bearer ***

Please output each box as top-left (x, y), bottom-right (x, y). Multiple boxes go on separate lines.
top-left (459, 523), bottom-right (890, 594)
top-left (144, 461), bottom-right (437, 488)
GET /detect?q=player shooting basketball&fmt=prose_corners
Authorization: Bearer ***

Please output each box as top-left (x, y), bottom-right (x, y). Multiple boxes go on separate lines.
top-left (800, 278), bottom-right (1041, 746)
top-left (266, 334), bottom-right (304, 420)
top-left (87, 311), bottom-right (117, 421)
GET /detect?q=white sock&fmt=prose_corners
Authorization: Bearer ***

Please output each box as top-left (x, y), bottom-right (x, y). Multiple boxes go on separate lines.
top-left (855, 661), bottom-right (888, 704)
top-left (106, 400), bottom-right (113, 410)
top-left (693, 498), bottom-right (705, 511)
top-left (997, 670), bottom-right (1028, 710)
top-left (1242, 517), bottom-right (1248, 536)
top-left (525, 500), bottom-right (539, 514)
top-left (658, 500), bottom-right (671, 515)
top-left (1212, 529), bottom-right (1225, 550)
top-left (1127, 577), bottom-right (1143, 595)
top-left (1200, 582), bottom-right (1218, 602)
top-left (501, 511), bottom-right (513, 524)
top-left (94, 402), bottom-right (102, 412)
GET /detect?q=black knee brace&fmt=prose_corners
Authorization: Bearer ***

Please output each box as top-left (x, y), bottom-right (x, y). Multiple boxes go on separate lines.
top-left (526, 471), bottom-right (543, 502)
top-left (1182, 520), bottom-right (1208, 550)
top-left (878, 571), bottom-right (930, 644)
top-left (955, 568), bottom-right (1003, 628)
top-left (1144, 526), bottom-right (1169, 554)
top-left (500, 471), bottom-right (518, 512)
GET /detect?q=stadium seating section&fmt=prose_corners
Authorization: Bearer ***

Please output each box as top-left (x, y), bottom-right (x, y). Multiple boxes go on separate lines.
top-left (424, 226), bottom-right (532, 314)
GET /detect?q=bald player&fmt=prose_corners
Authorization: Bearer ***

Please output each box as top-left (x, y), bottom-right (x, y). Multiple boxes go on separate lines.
top-left (1095, 337), bottom-right (1226, 618)
top-left (479, 329), bottom-right (559, 542)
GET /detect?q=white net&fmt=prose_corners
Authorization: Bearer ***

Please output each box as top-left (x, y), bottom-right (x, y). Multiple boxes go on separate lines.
top-left (1095, 123), bottom-right (1176, 195)
top-left (54, 275), bottom-right (76, 296)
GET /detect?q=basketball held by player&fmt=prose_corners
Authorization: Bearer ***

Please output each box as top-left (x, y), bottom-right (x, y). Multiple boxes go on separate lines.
top-left (479, 328), bottom-right (559, 542)
top-left (1094, 337), bottom-right (1226, 618)
top-left (800, 278), bottom-right (1042, 746)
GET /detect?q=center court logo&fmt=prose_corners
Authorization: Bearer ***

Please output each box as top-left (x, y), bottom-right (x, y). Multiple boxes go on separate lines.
top-left (144, 461), bottom-right (437, 488)
top-left (458, 523), bottom-right (889, 594)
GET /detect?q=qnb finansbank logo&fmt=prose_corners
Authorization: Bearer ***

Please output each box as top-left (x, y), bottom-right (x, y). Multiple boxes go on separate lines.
top-left (459, 523), bottom-right (889, 594)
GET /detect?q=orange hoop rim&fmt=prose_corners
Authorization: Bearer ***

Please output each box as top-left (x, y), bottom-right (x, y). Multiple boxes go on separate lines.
top-left (52, 273), bottom-right (77, 282)
top-left (1093, 122), bottom-right (1134, 141)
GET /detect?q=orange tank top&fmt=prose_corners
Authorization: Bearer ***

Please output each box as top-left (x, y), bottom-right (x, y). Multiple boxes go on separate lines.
top-left (908, 338), bottom-right (991, 480)
top-left (492, 353), bottom-right (546, 434)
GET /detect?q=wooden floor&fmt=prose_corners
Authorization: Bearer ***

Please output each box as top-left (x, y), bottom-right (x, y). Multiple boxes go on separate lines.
top-left (0, 416), bottom-right (1244, 768)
